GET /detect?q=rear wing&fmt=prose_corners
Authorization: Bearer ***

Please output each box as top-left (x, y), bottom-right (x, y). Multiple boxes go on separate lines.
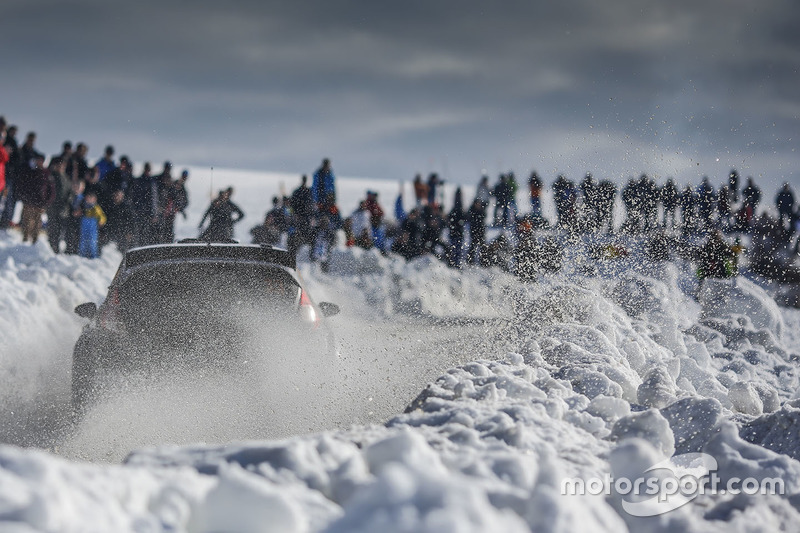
top-left (123, 243), bottom-right (296, 271)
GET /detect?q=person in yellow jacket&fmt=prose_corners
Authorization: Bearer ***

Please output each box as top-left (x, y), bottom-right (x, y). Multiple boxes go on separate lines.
top-left (78, 192), bottom-right (106, 258)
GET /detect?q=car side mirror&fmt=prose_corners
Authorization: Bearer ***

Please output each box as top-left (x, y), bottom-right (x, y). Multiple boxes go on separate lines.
top-left (318, 302), bottom-right (340, 318)
top-left (74, 302), bottom-right (98, 320)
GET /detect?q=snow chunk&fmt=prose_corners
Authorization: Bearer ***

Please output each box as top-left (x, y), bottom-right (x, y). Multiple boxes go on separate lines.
top-left (660, 397), bottom-right (723, 454)
top-left (728, 381), bottom-right (764, 416)
top-left (189, 463), bottom-right (310, 533)
top-left (699, 277), bottom-right (784, 340)
top-left (741, 405), bottom-right (800, 461)
top-left (610, 409), bottom-right (675, 457)
top-left (637, 367), bottom-right (677, 408)
top-left (705, 422), bottom-right (800, 494)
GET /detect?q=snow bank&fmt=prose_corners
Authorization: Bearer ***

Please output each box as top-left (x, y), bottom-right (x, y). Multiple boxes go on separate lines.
top-left (2, 221), bottom-right (800, 531)
top-left (0, 232), bottom-right (119, 446)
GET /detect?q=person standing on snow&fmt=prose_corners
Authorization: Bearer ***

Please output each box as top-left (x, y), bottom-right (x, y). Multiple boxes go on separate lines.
top-left (198, 187), bottom-right (244, 242)
top-left (776, 183), bottom-right (795, 231)
top-left (660, 178), bottom-right (679, 229)
top-left (696, 176), bottom-right (716, 230)
top-left (312, 158), bottom-right (336, 210)
top-left (78, 192), bottom-right (106, 258)
top-left (288, 174), bottom-right (316, 258)
top-left (128, 162), bottom-right (154, 246)
top-left (447, 188), bottom-right (466, 268)
top-left (528, 171), bottom-right (543, 220)
top-left (412, 174), bottom-right (428, 206)
top-left (168, 169), bottom-right (190, 224)
top-left (95, 145), bottom-right (116, 182)
top-left (18, 153), bottom-right (55, 244)
top-left (0, 120), bottom-right (8, 199)
top-left (467, 197), bottom-right (487, 265)
top-left (475, 175), bottom-right (491, 210)
top-left (697, 231), bottom-right (736, 281)
top-left (363, 190), bottom-right (386, 251)
top-left (46, 156), bottom-right (72, 253)
top-left (151, 161), bottom-right (175, 243)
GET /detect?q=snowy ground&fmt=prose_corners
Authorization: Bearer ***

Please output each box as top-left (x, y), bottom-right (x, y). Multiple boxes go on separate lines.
top-left (2, 170), bottom-right (800, 532)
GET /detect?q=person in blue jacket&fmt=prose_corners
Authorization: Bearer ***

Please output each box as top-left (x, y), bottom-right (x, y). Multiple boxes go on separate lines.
top-left (79, 192), bottom-right (106, 259)
top-left (312, 158), bottom-right (336, 209)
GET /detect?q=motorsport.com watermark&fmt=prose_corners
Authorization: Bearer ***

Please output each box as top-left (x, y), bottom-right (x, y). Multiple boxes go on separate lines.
top-left (561, 453), bottom-right (785, 517)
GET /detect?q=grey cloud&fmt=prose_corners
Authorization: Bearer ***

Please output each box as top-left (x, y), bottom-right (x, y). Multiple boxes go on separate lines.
top-left (1, 0), bottom-right (798, 190)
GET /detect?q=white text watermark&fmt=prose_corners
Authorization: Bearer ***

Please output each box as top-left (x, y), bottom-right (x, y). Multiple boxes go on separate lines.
top-left (561, 453), bottom-right (784, 516)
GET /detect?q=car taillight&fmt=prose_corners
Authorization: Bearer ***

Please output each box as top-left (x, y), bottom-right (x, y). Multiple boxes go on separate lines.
top-left (98, 287), bottom-right (122, 332)
top-left (299, 289), bottom-right (319, 328)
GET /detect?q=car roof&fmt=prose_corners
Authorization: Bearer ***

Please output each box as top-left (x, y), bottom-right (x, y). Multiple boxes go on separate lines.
top-left (122, 242), bottom-right (296, 272)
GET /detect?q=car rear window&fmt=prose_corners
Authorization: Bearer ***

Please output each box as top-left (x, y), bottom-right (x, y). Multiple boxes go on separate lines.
top-left (117, 262), bottom-right (300, 318)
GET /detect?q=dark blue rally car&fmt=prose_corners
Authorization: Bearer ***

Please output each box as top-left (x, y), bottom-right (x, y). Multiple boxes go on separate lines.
top-left (71, 241), bottom-right (339, 409)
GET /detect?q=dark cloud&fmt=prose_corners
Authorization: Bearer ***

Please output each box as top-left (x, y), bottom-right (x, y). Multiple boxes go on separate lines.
top-left (2, 0), bottom-right (798, 189)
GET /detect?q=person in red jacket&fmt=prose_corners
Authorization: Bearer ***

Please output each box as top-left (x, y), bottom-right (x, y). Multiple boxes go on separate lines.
top-left (0, 118), bottom-right (8, 194)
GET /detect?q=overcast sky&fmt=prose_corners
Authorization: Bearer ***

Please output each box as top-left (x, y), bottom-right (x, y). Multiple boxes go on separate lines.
top-left (2, 0), bottom-right (798, 191)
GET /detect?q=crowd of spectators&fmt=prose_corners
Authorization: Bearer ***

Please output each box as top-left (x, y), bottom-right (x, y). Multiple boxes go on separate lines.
top-left (0, 117), bottom-right (189, 257)
top-left (1, 115), bottom-right (797, 285)
top-left (250, 165), bottom-right (799, 282)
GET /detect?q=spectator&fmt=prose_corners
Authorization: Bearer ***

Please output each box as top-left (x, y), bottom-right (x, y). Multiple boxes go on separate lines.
top-left (0, 127), bottom-right (21, 227)
top-left (0, 120), bottom-right (8, 197)
top-left (312, 158), bottom-right (336, 209)
top-left (528, 171), bottom-right (543, 219)
top-left (46, 157), bottom-right (71, 253)
top-left (475, 175), bottom-right (491, 209)
top-left (53, 141), bottom-right (72, 168)
top-left (742, 177), bottom-right (762, 212)
top-left (68, 142), bottom-right (90, 182)
top-left (103, 190), bottom-right (135, 251)
top-left (426, 173), bottom-right (442, 207)
top-left (64, 180), bottom-right (85, 254)
top-left (447, 188), bottom-right (466, 268)
top-left (349, 200), bottom-right (373, 249)
top-left (660, 178), bottom-right (679, 229)
top-left (728, 169), bottom-right (740, 203)
top-left (776, 183), bottom-right (795, 231)
top-left (250, 203), bottom-right (284, 247)
top-left (491, 174), bottom-right (513, 227)
top-left (151, 161), bottom-right (175, 243)
top-left (412, 174), bottom-right (428, 206)
top-left (597, 180), bottom-right (616, 233)
top-left (364, 190), bottom-right (385, 250)
top-left (679, 184), bottom-right (698, 235)
top-left (553, 175), bottom-right (577, 231)
top-left (696, 176), bottom-right (716, 230)
top-left (18, 154), bottom-right (55, 244)
top-left (288, 174), bottom-right (315, 258)
top-left (467, 198), bottom-right (486, 265)
top-left (697, 231), bottom-right (736, 280)
top-left (171, 169), bottom-right (190, 219)
top-left (717, 185), bottom-right (732, 231)
top-left (128, 162), bottom-right (154, 246)
top-left (313, 196), bottom-right (341, 265)
top-left (78, 192), bottom-right (106, 258)
top-left (102, 155), bottom-right (133, 198)
top-left (95, 145), bottom-right (116, 181)
top-left (198, 187), bottom-right (244, 242)
top-left (579, 173), bottom-right (598, 231)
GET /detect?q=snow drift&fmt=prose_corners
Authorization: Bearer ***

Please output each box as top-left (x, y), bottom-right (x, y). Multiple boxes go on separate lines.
top-left (2, 225), bottom-right (800, 530)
